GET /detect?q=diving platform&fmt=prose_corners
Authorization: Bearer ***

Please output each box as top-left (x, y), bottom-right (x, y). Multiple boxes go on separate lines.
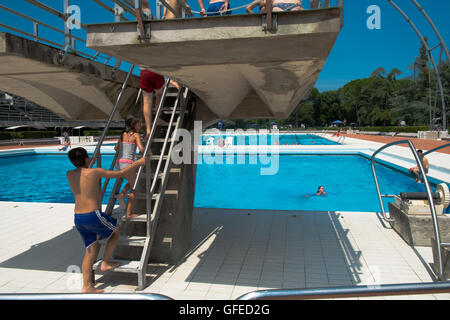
top-left (86, 8), bottom-right (343, 124)
top-left (0, 32), bottom-right (139, 121)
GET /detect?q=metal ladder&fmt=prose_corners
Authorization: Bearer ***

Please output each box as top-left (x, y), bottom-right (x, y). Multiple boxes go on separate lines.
top-left (93, 79), bottom-right (191, 290)
top-left (371, 140), bottom-right (450, 281)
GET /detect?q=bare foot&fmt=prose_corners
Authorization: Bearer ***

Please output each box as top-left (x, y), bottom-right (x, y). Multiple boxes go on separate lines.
top-left (82, 286), bottom-right (104, 294)
top-left (126, 213), bottom-right (140, 219)
top-left (100, 261), bottom-right (121, 272)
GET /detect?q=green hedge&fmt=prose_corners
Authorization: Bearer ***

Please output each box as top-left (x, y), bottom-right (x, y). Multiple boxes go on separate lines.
top-left (0, 131), bottom-right (57, 140)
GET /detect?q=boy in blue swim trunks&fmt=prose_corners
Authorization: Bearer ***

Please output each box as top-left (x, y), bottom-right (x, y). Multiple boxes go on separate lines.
top-left (198, 0), bottom-right (231, 16)
top-left (67, 147), bottom-right (146, 293)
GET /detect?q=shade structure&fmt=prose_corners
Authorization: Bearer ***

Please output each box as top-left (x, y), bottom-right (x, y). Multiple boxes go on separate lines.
top-left (86, 8), bottom-right (343, 126)
top-left (0, 32), bottom-right (140, 121)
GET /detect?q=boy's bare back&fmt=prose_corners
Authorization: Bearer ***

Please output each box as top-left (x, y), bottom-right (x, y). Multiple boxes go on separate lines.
top-left (67, 168), bottom-right (102, 214)
top-left (67, 156), bottom-right (146, 214)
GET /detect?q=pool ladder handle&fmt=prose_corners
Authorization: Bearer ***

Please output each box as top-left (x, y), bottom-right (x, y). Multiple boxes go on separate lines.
top-left (371, 139), bottom-right (448, 281)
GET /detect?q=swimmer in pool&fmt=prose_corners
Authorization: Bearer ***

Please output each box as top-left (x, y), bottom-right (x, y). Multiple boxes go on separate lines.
top-left (316, 186), bottom-right (326, 196)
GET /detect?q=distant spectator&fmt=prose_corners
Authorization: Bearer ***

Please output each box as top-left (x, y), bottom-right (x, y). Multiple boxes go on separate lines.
top-left (63, 130), bottom-right (70, 143)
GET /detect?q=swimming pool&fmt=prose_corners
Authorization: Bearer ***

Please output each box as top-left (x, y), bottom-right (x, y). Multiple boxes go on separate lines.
top-left (0, 152), bottom-right (447, 213)
top-left (201, 133), bottom-right (339, 146)
top-left (0, 154), bottom-right (117, 204)
top-left (194, 154), bottom-right (446, 212)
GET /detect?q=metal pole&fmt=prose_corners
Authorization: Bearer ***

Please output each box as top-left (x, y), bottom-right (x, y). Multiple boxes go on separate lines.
top-left (266, 0), bottom-right (273, 31)
top-left (387, 0), bottom-right (447, 131)
top-left (423, 143), bottom-right (450, 157)
top-left (156, 0), bottom-right (162, 19)
top-left (89, 64), bottom-right (135, 168)
top-left (371, 139), bottom-right (444, 280)
top-left (410, 0), bottom-right (450, 62)
top-left (63, 0), bottom-right (72, 50)
top-left (237, 281), bottom-right (450, 300)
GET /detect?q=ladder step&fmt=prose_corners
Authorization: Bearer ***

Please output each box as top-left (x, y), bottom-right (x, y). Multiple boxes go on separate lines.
top-left (120, 214), bottom-right (147, 223)
top-left (135, 189), bottom-right (178, 200)
top-left (136, 193), bottom-right (159, 200)
top-left (93, 259), bottom-right (140, 274)
top-left (150, 155), bottom-right (168, 160)
top-left (153, 138), bottom-right (173, 143)
top-left (151, 168), bottom-right (181, 179)
top-left (98, 235), bottom-right (146, 247)
top-left (159, 122), bottom-right (177, 127)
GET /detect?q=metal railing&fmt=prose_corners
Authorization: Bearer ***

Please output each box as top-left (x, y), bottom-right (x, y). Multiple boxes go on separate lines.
top-left (311, 0), bottom-right (342, 9)
top-left (370, 139), bottom-right (445, 280)
top-left (237, 281), bottom-right (450, 300)
top-left (1, 281), bottom-right (450, 300)
top-left (387, 0), bottom-right (447, 131)
top-left (423, 143), bottom-right (450, 157)
top-left (0, 2), bottom-right (110, 63)
top-left (0, 293), bottom-right (173, 300)
top-left (131, 78), bottom-right (171, 192)
top-left (88, 64), bottom-right (136, 170)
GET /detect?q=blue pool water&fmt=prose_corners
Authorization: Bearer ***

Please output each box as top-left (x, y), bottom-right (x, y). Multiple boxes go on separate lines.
top-left (194, 154), bottom-right (443, 212)
top-left (0, 153), bottom-right (447, 213)
top-left (0, 154), bottom-right (117, 204)
top-left (201, 134), bottom-right (339, 146)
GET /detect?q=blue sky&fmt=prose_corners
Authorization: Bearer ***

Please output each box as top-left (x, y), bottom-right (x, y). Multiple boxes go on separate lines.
top-left (0, 0), bottom-right (449, 91)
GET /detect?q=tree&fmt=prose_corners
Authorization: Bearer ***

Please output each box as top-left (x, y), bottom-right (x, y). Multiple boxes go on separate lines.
top-left (387, 68), bottom-right (403, 81)
top-left (371, 67), bottom-right (386, 78)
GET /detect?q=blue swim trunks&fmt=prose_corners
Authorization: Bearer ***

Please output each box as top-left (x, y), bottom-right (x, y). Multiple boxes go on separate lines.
top-left (74, 210), bottom-right (118, 248)
top-left (207, 1), bottom-right (232, 16)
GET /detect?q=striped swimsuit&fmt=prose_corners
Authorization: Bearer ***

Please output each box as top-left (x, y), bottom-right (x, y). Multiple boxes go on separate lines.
top-left (116, 133), bottom-right (138, 170)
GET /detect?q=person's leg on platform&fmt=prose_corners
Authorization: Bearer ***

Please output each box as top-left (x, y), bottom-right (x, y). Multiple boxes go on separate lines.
top-left (143, 91), bottom-right (154, 137)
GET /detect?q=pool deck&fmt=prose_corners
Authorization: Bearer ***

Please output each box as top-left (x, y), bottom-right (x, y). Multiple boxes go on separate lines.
top-left (0, 202), bottom-right (449, 300)
top-left (0, 133), bottom-right (449, 299)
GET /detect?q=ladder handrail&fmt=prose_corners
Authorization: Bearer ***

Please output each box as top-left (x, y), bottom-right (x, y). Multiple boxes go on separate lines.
top-left (88, 64), bottom-right (135, 169)
top-left (371, 139), bottom-right (445, 280)
top-left (100, 150), bottom-right (119, 202)
top-left (422, 143), bottom-right (450, 157)
top-left (150, 88), bottom-right (183, 194)
top-left (137, 86), bottom-right (190, 290)
top-left (131, 78), bottom-right (171, 191)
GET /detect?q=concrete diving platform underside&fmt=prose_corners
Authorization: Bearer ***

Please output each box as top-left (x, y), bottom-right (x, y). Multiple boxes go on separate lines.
top-left (0, 32), bottom-right (139, 121)
top-left (86, 8), bottom-right (342, 124)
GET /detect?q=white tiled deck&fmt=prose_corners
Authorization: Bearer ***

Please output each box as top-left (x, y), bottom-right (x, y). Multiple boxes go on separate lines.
top-left (0, 202), bottom-right (448, 300)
